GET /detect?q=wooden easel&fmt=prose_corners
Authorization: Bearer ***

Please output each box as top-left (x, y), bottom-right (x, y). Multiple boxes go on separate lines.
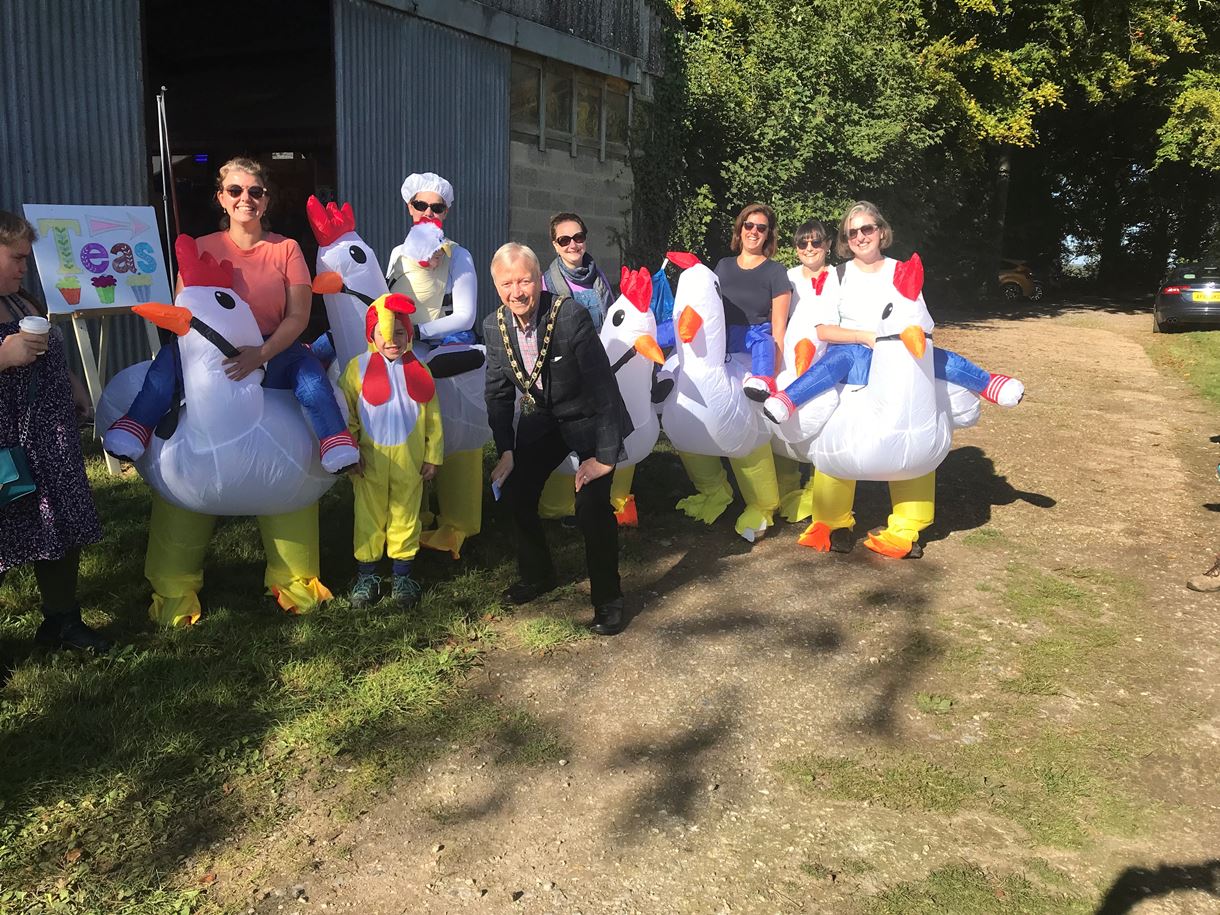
top-left (54, 305), bottom-right (161, 475)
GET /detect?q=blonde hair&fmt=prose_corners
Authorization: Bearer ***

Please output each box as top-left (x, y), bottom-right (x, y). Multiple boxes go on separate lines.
top-left (216, 156), bottom-right (272, 230)
top-left (0, 210), bottom-right (36, 248)
top-left (836, 200), bottom-right (893, 259)
top-left (490, 242), bottom-right (542, 277)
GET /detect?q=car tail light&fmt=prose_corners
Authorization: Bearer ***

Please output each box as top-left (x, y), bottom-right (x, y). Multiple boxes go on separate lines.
top-left (1162, 285), bottom-right (1187, 295)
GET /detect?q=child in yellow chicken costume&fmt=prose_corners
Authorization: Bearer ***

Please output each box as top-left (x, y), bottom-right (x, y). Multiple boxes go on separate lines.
top-left (339, 293), bottom-right (443, 608)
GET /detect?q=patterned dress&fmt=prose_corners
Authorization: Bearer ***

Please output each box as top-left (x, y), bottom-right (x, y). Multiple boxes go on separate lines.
top-left (0, 294), bottom-right (101, 574)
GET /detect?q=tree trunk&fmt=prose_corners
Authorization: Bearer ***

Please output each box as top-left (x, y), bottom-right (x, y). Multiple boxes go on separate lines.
top-left (991, 146), bottom-right (1012, 282)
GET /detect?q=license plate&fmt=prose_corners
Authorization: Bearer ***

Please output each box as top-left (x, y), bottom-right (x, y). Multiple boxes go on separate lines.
top-left (1192, 290), bottom-right (1220, 302)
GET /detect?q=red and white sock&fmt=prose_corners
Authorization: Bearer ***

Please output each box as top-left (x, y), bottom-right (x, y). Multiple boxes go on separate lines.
top-left (982, 373), bottom-right (1024, 407)
top-left (103, 415), bottom-right (153, 459)
top-left (319, 431), bottom-right (360, 472)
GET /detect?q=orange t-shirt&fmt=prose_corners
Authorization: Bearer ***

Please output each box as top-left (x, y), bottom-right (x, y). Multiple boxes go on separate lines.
top-left (194, 232), bottom-right (311, 335)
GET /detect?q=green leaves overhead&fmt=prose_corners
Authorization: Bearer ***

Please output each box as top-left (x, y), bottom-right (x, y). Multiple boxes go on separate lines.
top-left (631, 0), bottom-right (1218, 282)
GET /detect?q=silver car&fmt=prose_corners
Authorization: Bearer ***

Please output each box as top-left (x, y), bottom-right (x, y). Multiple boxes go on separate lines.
top-left (1154, 263), bottom-right (1220, 332)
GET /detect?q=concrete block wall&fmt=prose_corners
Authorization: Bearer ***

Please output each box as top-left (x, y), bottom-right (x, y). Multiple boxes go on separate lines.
top-left (508, 141), bottom-right (633, 288)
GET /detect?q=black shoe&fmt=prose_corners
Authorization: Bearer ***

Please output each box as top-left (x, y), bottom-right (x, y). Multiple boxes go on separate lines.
top-left (829, 526), bottom-right (855, 553)
top-left (35, 614), bottom-right (112, 654)
top-left (589, 599), bottom-right (625, 636)
top-left (502, 578), bottom-right (557, 606)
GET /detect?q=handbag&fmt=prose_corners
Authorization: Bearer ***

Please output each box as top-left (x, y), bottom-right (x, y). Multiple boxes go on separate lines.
top-left (0, 445), bottom-right (35, 505)
top-left (0, 360), bottom-right (40, 507)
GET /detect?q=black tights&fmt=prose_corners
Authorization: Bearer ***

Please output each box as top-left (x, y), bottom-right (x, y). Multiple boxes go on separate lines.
top-left (0, 550), bottom-right (80, 616)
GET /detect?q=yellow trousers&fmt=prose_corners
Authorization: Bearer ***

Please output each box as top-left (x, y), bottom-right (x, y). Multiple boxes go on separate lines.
top-left (419, 448), bottom-right (482, 558)
top-left (811, 469), bottom-right (936, 543)
top-left (353, 441), bottom-right (426, 563)
top-left (145, 494), bottom-right (330, 627)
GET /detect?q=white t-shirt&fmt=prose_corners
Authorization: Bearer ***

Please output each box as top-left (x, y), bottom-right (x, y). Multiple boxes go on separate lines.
top-left (837, 259), bottom-right (933, 333)
top-left (787, 264), bottom-right (840, 326)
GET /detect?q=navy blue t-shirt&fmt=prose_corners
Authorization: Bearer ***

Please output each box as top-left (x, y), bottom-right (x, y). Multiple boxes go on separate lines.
top-left (714, 256), bottom-right (790, 326)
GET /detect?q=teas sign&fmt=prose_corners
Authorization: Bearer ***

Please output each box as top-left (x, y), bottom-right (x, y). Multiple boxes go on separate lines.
top-left (22, 204), bottom-right (173, 314)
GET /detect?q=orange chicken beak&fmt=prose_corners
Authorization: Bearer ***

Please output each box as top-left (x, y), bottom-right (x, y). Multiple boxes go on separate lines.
top-left (794, 338), bottom-right (816, 375)
top-left (901, 326), bottom-right (926, 359)
top-left (312, 271), bottom-right (344, 295)
top-left (133, 303), bottom-right (193, 337)
top-left (677, 306), bottom-right (703, 344)
top-left (634, 334), bottom-right (665, 365)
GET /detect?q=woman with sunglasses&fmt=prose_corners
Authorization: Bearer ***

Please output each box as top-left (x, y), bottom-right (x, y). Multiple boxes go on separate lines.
top-left (788, 220), bottom-right (836, 315)
top-left (386, 172), bottom-right (487, 560)
top-left (106, 157), bottom-right (359, 475)
top-left (387, 172), bottom-right (477, 347)
top-left (541, 213), bottom-right (614, 332)
top-left (714, 203), bottom-right (791, 401)
top-left (770, 200), bottom-right (1023, 558)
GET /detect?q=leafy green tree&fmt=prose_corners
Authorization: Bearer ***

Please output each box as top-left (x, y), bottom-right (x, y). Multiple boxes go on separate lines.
top-left (630, 0), bottom-right (1220, 292)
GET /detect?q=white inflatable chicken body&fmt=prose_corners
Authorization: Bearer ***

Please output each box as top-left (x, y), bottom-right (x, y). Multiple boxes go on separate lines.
top-left (98, 240), bottom-right (335, 516)
top-left (308, 199), bottom-right (489, 559)
top-left (539, 266), bottom-right (665, 526)
top-left (659, 252), bottom-right (779, 541)
top-left (809, 260), bottom-right (949, 480)
top-left (95, 235), bottom-right (337, 626)
top-left (770, 274), bottom-right (838, 462)
top-left (774, 253), bottom-right (963, 558)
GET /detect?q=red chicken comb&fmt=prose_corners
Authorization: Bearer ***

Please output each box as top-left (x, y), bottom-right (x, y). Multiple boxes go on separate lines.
top-left (306, 196), bottom-right (357, 247)
top-left (666, 251), bottom-right (702, 270)
top-left (892, 252), bottom-right (924, 301)
top-left (620, 266), bottom-right (653, 312)
top-left (175, 235), bottom-right (234, 289)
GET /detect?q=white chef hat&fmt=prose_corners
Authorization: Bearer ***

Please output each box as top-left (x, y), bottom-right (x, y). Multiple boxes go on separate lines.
top-left (400, 172), bottom-right (454, 208)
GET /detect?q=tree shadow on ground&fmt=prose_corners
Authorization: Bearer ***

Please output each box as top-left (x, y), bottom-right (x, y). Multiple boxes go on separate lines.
top-left (1093, 860), bottom-right (1220, 914)
top-left (935, 295), bottom-right (1152, 329)
top-left (922, 445), bottom-right (1056, 545)
top-left (0, 466), bottom-right (525, 904)
top-left (838, 586), bottom-right (941, 739)
top-left (604, 694), bottom-right (737, 836)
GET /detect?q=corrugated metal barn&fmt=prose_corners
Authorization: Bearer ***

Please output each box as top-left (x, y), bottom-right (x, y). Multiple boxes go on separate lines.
top-left (0, 0), bottom-right (662, 376)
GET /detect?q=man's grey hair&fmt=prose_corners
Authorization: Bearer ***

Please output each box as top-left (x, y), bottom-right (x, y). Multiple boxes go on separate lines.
top-left (490, 242), bottom-right (542, 276)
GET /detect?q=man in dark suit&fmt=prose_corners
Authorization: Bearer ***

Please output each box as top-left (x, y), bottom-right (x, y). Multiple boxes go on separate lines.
top-left (484, 242), bottom-right (631, 636)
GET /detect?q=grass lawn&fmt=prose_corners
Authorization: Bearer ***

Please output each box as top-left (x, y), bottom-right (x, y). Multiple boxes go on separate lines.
top-left (1146, 326), bottom-right (1220, 408)
top-left (0, 444), bottom-right (583, 914)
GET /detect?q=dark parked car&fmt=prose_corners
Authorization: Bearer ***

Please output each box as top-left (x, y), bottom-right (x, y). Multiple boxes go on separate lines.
top-left (1154, 263), bottom-right (1220, 332)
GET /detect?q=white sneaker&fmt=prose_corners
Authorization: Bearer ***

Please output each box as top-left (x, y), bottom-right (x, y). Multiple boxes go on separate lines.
top-left (103, 417), bottom-right (151, 460)
top-left (983, 373), bottom-right (1024, 407)
top-left (762, 393), bottom-right (794, 424)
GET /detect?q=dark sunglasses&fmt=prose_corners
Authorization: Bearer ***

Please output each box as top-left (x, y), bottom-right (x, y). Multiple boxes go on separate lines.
top-left (554, 231), bottom-right (587, 247)
top-left (223, 184), bottom-right (268, 200)
top-left (847, 223), bottom-right (878, 240)
top-left (797, 237), bottom-right (825, 249)
top-left (410, 198), bottom-right (448, 215)
top-left (742, 221), bottom-right (770, 233)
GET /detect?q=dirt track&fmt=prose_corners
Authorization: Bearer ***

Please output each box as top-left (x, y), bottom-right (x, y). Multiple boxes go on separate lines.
top-left (233, 303), bottom-right (1220, 914)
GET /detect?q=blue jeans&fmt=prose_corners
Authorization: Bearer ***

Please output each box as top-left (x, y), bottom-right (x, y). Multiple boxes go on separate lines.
top-left (127, 338), bottom-right (347, 441)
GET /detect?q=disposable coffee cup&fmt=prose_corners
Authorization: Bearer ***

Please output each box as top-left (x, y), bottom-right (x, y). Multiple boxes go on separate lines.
top-left (19, 315), bottom-right (51, 355)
